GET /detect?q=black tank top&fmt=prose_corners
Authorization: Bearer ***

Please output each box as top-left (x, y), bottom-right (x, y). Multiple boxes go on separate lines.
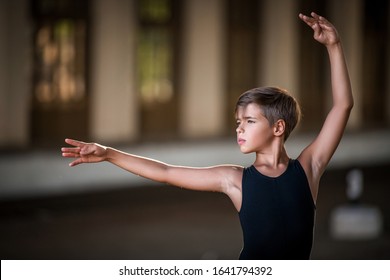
top-left (239, 159), bottom-right (315, 259)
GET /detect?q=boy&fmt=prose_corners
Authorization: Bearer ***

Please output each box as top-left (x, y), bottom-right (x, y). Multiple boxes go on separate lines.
top-left (62, 12), bottom-right (353, 259)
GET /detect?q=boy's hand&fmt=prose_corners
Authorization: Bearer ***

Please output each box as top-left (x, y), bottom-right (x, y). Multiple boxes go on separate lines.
top-left (61, 138), bottom-right (107, 167)
top-left (299, 12), bottom-right (340, 46)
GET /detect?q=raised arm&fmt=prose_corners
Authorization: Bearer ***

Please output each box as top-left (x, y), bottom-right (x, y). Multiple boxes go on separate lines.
top-left (298, 13), bottom-right (354, 201)
top-left (62, 138), bottom-right (243, 210)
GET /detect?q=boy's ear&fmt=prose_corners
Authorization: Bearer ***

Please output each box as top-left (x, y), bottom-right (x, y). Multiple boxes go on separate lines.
top-left (273, 119), bottom-right (286, 137)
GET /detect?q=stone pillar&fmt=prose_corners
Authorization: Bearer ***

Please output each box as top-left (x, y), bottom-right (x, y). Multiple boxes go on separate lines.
top-left (180, 0), bottom-right (226, 138)
top-left (0, 1), bottom-right (7, 146)
top-left (387, 1), bottom-right (390, 125)
top-left (329, 0), bottom-right (364, 129)
top-left (258, 0), bottom-right (299, 97)
top-left (90, 0), bottom-right (138, 143)
top-left (0, 0), bottom-right (31, 148)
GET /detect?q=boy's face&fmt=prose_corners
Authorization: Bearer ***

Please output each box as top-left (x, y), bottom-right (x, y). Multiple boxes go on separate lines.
top-left (235, 103), bottom-right (275, 154)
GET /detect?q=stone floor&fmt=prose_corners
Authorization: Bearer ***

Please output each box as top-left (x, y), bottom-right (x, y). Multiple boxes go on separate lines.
top-left (0, 162), bottom-right (389, 260)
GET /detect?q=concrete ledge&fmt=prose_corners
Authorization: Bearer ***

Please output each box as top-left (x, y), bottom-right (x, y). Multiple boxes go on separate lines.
top-left (0, 130), bottom-right (389, 199)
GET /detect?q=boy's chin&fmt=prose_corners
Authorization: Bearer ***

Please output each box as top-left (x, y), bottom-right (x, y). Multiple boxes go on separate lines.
top-left (238, 146), bottom-right (252, 154)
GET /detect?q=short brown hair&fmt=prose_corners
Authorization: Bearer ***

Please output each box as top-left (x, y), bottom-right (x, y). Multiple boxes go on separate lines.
top-left (235, 87), bottom-right (301, 141)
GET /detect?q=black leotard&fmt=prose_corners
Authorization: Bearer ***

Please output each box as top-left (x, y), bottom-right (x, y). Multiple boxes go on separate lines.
top-left (238, 159), bottom-right (316, 259)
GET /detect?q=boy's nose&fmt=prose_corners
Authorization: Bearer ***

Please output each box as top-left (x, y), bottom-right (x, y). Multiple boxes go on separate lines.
top-left (236, 126), bottom-right (244, 134)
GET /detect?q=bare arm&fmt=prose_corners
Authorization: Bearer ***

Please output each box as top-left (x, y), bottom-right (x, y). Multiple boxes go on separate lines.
top-left (298, 13), bottom-right (354, 201)
top-left (62, 138), bottom-right (243, 209)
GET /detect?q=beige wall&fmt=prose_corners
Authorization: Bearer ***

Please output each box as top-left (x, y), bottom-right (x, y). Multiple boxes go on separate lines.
top-left (0, 0), bottom-right (31, 147)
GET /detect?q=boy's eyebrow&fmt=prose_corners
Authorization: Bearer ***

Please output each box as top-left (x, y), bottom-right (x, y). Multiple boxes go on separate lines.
top-left (236, 116), bottom-right (257, 121)
top-left (242, 115), bottom-right (257, 119)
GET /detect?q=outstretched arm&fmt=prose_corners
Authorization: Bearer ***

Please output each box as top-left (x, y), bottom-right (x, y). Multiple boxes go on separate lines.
top-left (62, 138), bottom-right (243, 209)
top-left (298, 13), bottom-right (354, 201)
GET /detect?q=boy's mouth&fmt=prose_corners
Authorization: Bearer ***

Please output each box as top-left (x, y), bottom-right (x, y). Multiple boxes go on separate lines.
top-left (237, 138), bottom-right (246, 145)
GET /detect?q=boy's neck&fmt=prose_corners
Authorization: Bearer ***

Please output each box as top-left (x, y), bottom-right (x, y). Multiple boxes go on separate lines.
top-left (253, 142), bottom-right (290, 174)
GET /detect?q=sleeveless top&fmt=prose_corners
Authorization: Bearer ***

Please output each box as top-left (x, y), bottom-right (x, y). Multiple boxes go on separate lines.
top-left (238, 159), bottom-right (316, 260)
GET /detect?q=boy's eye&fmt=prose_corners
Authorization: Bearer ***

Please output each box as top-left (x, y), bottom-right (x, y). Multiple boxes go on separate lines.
top-left (248, 120), bottom-right (255, 124)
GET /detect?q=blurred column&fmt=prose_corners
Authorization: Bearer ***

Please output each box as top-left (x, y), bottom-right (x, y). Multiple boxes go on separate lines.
top-left (387, 2), bottom-right (390, 125)
top-left (90, 0), bottom-right (138, 143)
top-left (0, 0), bottom-right (31, 148)
top-left (257, 0), bottom-right (299, 97)
top-left (328, 0), bottom-right (363, 129)
top-left (0, 1), bottom-right (7, 146)
top-left (180, 0), bottom-right (226, 138)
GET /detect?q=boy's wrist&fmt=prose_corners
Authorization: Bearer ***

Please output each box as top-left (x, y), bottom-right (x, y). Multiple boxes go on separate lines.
top-left (104, 146), bottom-right (115, 162)
top-left (326, 41), bottom-right (343, 55)
top-left (326, 41), bottom-right (342, 50)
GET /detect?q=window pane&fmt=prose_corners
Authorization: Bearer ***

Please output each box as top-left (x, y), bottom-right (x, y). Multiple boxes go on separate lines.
top-left (137, 0), bottom-right (178, 139)
top-left (31, 0), bottom-right (89, 147)
top-left (138, 27), bottom-right (173, 105)
top-left (34, 20), bottom-right (86, 105)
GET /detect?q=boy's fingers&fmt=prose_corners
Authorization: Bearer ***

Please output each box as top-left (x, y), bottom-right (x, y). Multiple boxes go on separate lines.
top-left (319, 22), bottom-right (334, 31)
top-left (62, 152), bottom-right (79, 158)
top-left (80, 145), bottom-right (96, 156)
top-left (318, 15), bottom-right (330, 24)
top-left (63, 138), bottom-right (89, 166)
top-left (65, 138), bottom-right (84, 147)
top-left (313, 23), bottom-right (321, 37)
top-left (299, 13), bottom-right (311, 23)
top-left (299, 14), bottom-right (317, 29)
top-left (69, 159), bottom-right (83, 167)
top-left (61, 147), bottom-right (81, 153)
top-left (300, 12), bottom-right (330, 28)
top-left (62, 152), bottom-right (80, 158)
top-left (311, 12), bottom-right (320, 19)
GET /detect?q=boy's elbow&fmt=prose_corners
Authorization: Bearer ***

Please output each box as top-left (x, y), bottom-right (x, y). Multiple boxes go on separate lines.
top-left (342, 102), bottom-right (354, 118)
top-left (341, 94), bottom-right (354, 112)
top-left (334, 98), bottom-right (353, 116)
top-left (348, 97), bottom-right (354, 111)
top-left (345, 99), bottom-right (354, 112)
